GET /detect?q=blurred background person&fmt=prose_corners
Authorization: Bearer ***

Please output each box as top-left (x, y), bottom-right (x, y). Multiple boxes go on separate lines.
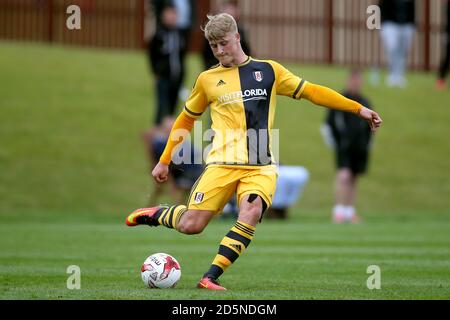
top-left (379, 0), bottom-right (416, 88)
top-left (151, 0), bottom-right (196, 46)
top-left (151, 0), bottom-right (196, 103)
top-left (173, 0), bottom-right (196, 50)
top-left (147, 3), bottom-right (186, 125)
top-left (142, 116), bottom-right (204, 205)
top-left (321, 69), bottom-right (374, 223)
top-left (437, 0), bottom-right (450, 90)
top-left (202, 0), bottom-right (251, 69)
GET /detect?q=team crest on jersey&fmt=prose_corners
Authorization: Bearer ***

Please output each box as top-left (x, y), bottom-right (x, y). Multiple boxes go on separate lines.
top-left (194, 192), bottom-right (204, 203)
top-left (253, 71), bottom-right (263, 82)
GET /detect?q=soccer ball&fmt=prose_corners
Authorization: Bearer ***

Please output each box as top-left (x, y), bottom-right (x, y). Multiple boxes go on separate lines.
top-left (141, 253), bottom-right (181, 288)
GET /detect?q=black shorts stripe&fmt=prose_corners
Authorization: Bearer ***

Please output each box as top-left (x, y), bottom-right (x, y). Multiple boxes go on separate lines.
top-left (227, 230), bottom-right (251, 248)
top-left (293, 79), bottom-right (305, 99)
top-left (218, 245), bottom-right (240, 262)
top-left (187, 167), bottom-right (207, 206)
top-left (184, 106), bottom-right (203, 117)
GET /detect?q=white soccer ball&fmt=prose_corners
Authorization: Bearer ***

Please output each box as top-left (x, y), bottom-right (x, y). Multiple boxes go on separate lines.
top-left (141, 253), bottom-right (181, 288)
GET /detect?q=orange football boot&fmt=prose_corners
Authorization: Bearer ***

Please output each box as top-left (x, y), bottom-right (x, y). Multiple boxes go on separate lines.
top-left (125, 206), bottom-right (166, 227)
top-left (197, 277), bottom-right (227, 291)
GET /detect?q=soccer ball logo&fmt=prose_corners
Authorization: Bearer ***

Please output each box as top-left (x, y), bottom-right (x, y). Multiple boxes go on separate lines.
top-left (141, 253), bottom-right (181, 288)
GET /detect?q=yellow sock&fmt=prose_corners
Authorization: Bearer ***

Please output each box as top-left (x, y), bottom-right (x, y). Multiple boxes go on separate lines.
top-left (204, 220), bottom-right (255, 279)
top-left (156, 205), bottom-right (187, 229)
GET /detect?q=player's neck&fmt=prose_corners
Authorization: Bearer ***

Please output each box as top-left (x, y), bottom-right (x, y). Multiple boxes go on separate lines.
top-left (235, 53), bottom-right (249, 65)
top-left (224, 51), bottom-right (248, 67)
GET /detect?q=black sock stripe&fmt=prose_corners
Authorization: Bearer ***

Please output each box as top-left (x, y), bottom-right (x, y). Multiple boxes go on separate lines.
top-left (226, 231), bottom-right (251, 248)
top-left (234, 223), bottom-right (254, 237)
top-left (153, 207), bottom-right (164, 220)
top-left (167, 206), bottom-right (176, 228)
top-left (235, 222), bottom-right (255, 234)
top-left (160, 208), bottom-right (170, 227)
top-left (176, 207), bottom-right (187, 226)
top-left (204, 264), bottom-right (224, 279)
top-left (234, 225), bottom-right (254, 238)
top-left (218, 245), bottom-right (239, 262)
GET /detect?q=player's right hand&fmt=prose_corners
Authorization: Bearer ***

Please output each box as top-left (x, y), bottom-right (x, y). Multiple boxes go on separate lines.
top-left (152, 162), bottom-right (169, 183)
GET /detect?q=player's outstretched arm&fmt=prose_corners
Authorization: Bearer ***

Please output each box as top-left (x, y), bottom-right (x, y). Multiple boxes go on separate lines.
top-left (152, 112), bottom-right (196, 183)
top-left (301, 82), bottom-right (382, 132)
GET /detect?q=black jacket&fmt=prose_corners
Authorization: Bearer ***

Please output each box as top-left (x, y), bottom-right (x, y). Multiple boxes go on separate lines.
top-left (148, 27), bottom-right (186, 79)
top-left (150, 0), bottom-right (196, 32)
top-left (326, 92), bottom-right (373, 150)
top-left (379, 0), bottom-right (415, 25)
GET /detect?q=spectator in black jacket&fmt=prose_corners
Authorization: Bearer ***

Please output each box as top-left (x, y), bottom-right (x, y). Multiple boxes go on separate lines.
top-left (147, 4), bottom-right (186, 124)
top-left (379, 0), bottom-right (415, 88)
top-left (321, 69), bottom-right (374, 223)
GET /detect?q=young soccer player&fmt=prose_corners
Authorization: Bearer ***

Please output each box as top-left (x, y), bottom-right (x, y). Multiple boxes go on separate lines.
top-left (126, 13), bottom-right (382, 290)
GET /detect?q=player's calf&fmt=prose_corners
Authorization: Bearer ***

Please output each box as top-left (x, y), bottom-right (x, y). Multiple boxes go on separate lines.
top-left (177, 210), bottom-right (215, 234)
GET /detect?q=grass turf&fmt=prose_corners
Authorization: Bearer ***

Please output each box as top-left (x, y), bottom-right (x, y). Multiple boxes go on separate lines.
top-left (0, 41), bottom-right (449, 299)
top-left (1, 216), bottom-right (449, 299)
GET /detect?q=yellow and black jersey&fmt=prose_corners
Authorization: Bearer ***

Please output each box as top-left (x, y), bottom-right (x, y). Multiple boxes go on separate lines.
top-left (183, 56), bottom-right (308, 166)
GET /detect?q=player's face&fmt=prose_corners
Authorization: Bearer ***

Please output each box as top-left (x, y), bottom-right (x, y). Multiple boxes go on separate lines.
top-left (209, 32), bottom-right (240, 66)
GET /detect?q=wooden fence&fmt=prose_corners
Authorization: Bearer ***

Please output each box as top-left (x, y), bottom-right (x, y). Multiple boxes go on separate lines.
top-left (0, 0), bottom-right (446, 70)
top-left (0, 0), bottom-right (145, 49)
top-left (233, 0), bottom-right (446, 71)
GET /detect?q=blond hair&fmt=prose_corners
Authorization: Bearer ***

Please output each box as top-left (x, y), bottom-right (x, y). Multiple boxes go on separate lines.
top-left (202, 13), bottom-right (238, 41)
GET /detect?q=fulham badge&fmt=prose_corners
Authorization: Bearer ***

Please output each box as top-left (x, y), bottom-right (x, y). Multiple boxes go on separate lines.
top-left (194, 192), bottom-right (204, 203)
top-left (253, 71), bottom-right (263, 82)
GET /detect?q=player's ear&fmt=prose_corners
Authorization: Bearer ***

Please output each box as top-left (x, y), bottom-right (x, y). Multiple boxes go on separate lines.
top-left (235, 32), bottom-right (240, 42)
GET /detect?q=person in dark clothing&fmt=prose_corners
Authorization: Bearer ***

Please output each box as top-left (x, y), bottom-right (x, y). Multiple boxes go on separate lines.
top-left (437, 0), bottom-right (450, 90)
top-left (379, 0), bottom-right (415, 88)
top-left (150, 0), bottom-right (196, 103)
top-left (151, 0), bottom-right (196, 38)
top-left (322, 69), bottom-right (374, 223)
top-left (148, 4), bottom-right (186, 124)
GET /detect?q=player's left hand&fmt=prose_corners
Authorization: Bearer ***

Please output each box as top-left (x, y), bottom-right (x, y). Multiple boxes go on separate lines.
top-left (358, 107), bottom-right (382, 132)
top-left (152, 161), bottom-right (169, 183)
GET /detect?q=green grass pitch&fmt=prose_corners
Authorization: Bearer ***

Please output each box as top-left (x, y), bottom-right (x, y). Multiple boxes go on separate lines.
top-left (0, 42), bottom-right (449, 299)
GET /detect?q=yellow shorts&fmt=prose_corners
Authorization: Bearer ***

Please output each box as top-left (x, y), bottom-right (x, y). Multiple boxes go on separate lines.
top-left (187, 165), bottom-right (278, 214)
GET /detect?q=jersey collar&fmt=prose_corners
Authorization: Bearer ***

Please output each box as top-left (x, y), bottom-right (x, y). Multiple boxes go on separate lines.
top-left (220, 56), bottom-right (252, 68)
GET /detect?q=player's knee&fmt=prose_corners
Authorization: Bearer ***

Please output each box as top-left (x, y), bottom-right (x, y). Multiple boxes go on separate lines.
top-left (338, 169), bottom-right (353, 183)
